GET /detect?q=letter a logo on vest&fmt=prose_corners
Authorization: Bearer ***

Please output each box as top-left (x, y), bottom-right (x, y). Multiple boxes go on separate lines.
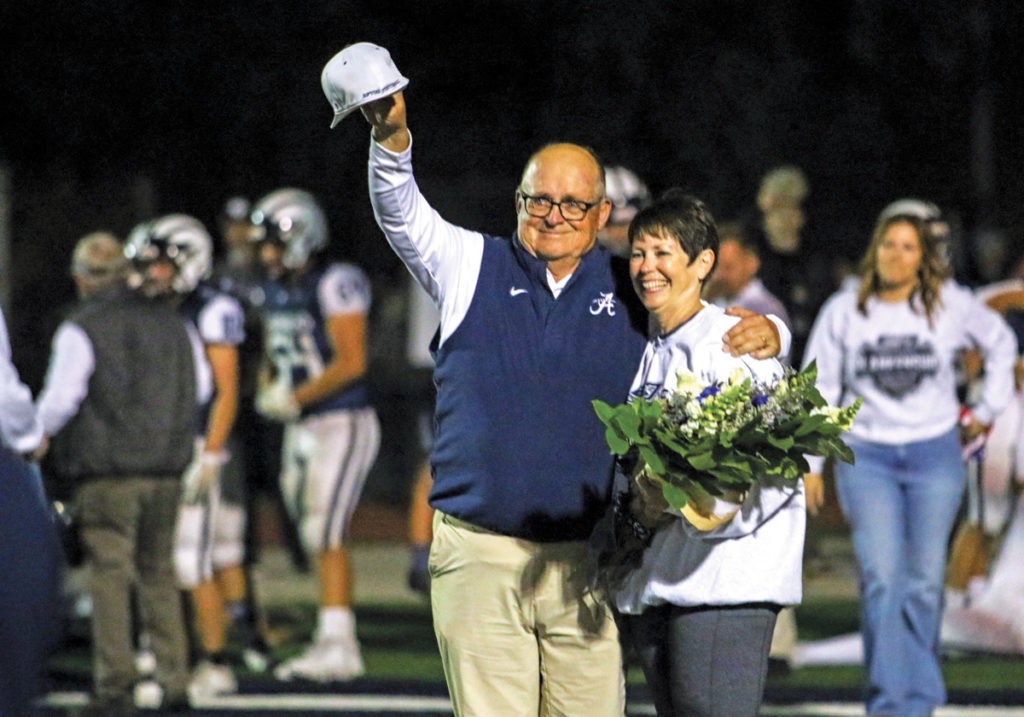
top-left (589, 292), bottom-right (617, 316)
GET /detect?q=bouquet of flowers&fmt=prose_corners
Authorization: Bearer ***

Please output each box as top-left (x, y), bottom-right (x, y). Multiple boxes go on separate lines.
top-left (592, 361), bottom-right (861, 516)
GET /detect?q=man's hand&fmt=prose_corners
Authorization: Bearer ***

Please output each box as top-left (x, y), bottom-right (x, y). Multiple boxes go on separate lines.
top-left (28, 435), bottom-right (50, 463)
top-left (360, 91), bottom-right (410, 153)
top-left (722, 306), bottom-right (781, 359)
top-left (631, 470), bottom-right (670, 527)
top-left (804, 473), bottom-right (825, 517)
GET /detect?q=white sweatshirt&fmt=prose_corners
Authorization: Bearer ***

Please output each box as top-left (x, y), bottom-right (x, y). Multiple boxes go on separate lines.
top-left (614, 303), bottom-right (806, 613)
top-left (0, 306), bottom-right (42, 454)
top-left (802, 281), bottom-right (1018, 473)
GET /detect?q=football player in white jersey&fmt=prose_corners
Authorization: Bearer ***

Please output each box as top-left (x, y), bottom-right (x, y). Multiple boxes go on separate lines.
top-left (250, 188), bottom-right (381, 682)
top-left (126, 214), bottom-right (258, 699)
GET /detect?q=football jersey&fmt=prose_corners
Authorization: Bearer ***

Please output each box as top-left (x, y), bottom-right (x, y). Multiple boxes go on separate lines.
top-left (179, 282), bottom-right (245, 432)
top-left (261, 263), bottom-right (372, 414)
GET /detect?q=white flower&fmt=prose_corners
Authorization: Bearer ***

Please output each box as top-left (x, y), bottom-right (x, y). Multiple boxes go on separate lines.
top-left (676, 369), bottom-right (701, 395)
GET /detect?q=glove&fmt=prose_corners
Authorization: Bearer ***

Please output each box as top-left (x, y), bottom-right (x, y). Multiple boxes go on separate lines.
top-left (181, 450), bottom-right (227, 505)
top-left (256, 382), bottom-right (301, 422)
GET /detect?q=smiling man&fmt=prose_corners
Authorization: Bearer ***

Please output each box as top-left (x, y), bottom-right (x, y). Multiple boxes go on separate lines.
top-left (357, 89), bottom-right (788, 716)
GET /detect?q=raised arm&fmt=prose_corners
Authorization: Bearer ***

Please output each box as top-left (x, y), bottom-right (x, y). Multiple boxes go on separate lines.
top-left (361, 91), bottom-right (483, 350)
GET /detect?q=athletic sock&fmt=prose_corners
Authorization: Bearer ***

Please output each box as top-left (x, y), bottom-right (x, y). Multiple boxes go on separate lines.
top-left (318, 606), bottom-right (355, 642)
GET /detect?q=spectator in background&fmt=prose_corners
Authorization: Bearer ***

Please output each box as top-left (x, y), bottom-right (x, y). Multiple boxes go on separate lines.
top-left (597, 165), bottom-right (652, 257)
top-left (0, 302), bottom-right (59, 716)
top-left (250, 188), bottom-right (381, 682)
top-left (802, 209), bottom-right (1017, 717)
top-left (747, 165), bottom-right (832, 365)
top-left (36, 230), bottom-right (200, 715)
top-left (703, 220), bottom-right (791, 333)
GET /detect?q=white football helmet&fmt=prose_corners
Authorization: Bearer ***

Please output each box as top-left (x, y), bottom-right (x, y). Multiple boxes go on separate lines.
top-left (249, 188), bottom-right (328, 270)
top-left (604, 166), bottom-right (651, 226)
top-left (125, 213), bottom-right (213, 294)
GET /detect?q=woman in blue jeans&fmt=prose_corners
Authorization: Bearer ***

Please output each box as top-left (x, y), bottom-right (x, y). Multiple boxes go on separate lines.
top-left (802, 208), bottom-right (1017, 716)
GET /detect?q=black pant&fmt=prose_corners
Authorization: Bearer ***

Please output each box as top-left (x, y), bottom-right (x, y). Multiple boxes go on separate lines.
top-left (624, 602), bottom-right (779, 717)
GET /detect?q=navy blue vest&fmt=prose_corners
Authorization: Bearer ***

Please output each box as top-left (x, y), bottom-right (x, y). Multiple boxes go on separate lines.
top-left (429, 235), bottom-right (647, 541)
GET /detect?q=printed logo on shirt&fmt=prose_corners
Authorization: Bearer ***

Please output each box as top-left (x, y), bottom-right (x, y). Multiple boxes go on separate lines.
top-left (590, 292), bottom-right (617, 316)
top-left (509, 287), bottom-right (528, 297)
top-left (630, 383), bottom-right (666, 401)
top-left (854, 334), bottom-right (940, 398)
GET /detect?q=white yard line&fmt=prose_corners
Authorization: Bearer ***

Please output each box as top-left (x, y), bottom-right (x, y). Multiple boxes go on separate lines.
top-left (42, 691), bottom-right (1024, 716)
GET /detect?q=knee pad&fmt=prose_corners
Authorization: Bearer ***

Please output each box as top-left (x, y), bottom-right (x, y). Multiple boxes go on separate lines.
top-left (212, 505), bottom-right (246, 570)
top-left (300, 512), bottom-right (330, 556)
top-left (173, 505), bottom-right (212, 589)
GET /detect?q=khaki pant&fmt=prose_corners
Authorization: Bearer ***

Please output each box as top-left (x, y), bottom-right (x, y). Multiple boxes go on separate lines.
top-left (79, 476), bottom-right (189, 700)
top-left (430, 512), bottom-right (625, 717)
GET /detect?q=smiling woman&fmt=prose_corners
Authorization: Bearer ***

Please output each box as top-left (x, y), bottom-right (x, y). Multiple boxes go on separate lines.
top-left (627, 192), bottom-right (717, 336)
top-left (802, 206), bottom-right (1019, 717)
top-left (600, 188), bottom-right (804, 717)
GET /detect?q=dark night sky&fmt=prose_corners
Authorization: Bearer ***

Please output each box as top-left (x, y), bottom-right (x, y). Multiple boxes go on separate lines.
top-left (2, 0), bottom-right (1023, 385)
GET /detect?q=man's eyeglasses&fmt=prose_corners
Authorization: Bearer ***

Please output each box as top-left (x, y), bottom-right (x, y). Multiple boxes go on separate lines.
top-left (517, 191), bottom-right (603, 222)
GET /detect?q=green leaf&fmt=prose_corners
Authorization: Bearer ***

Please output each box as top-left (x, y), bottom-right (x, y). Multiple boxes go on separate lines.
top-left (662, 482), bottom-right (690, 512)
top-left (604, 425), bottom-right (630, 455)
top-left (688, 452), bottom-right (716, 471)
top-left (639, 445), bottom-right (666, 475)
top-left (592, 399), bottom-right (615, 423)
top-left (795, 414), bottom-right (828, 437)
top-left (767, 434), bottom-right (795, 451)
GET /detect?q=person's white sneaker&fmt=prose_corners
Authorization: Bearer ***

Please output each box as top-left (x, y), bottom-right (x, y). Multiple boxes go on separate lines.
top-left (188, 659), bottom-right (238, 701)
top-left (134, 632), bottom-right (156, 677)
top-left (133, 679), bottom-right (163, 709)
top-left (273, 638), bottom-right (364, 682)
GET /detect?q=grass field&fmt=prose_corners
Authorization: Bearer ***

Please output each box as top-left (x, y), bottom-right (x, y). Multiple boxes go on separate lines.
top-left (45, 593), bottom-right (1024, 703)
top-left (42, 523), bottom-right (1024, 713)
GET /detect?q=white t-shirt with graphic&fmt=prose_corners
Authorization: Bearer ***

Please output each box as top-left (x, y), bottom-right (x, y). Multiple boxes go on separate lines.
top-left (802, 281), bottom-right (1017, 471)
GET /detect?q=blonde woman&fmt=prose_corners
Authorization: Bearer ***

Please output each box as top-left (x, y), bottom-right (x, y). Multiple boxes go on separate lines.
top-left (803, 211), bottom-right (1017, 717)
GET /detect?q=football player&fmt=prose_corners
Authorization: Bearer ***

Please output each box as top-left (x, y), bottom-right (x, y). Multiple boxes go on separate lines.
top-left (126, 214), bottom-right (261, 699)
top-left (250, 188), bottom-right (381, 681)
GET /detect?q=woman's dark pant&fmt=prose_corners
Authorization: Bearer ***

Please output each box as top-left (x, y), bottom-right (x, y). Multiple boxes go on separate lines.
top-left (624, 602), bottom-right (778, 717)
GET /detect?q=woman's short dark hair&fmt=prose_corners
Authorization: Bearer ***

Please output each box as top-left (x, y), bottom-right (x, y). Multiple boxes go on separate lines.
top-left (627, 188), bottom-right (718, 270)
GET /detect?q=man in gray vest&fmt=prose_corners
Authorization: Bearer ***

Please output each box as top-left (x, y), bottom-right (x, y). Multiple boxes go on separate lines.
top-left (36, 230), bottom-right (200, 715)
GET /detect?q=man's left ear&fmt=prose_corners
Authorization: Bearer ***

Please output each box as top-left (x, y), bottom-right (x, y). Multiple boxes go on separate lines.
top-left (596, 198), bottom-right (612, 230)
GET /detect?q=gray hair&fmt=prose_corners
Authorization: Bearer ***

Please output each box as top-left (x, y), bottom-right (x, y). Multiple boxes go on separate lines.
top-left (71, 231), bottom-right (128, 288)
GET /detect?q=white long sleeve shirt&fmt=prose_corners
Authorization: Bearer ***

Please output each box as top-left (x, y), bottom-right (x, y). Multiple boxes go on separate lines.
top-left (614, 303), bottom-right (806, 613)
top-left (802, 281), bottom-right (1018, 473)
top-left (0, 306), bottom-right (43, 453)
